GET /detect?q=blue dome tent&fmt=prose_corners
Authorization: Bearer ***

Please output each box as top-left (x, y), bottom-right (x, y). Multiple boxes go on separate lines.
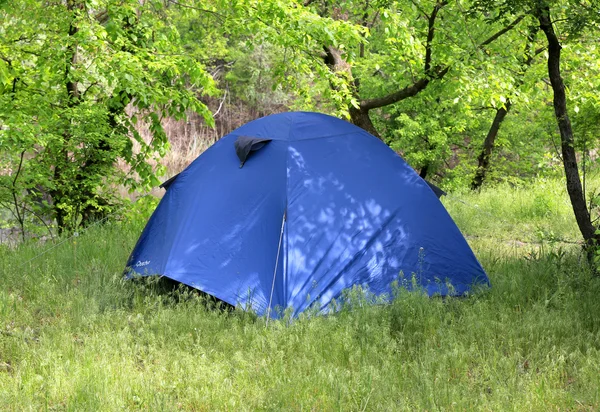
top-left (126, 112), bottom-right (488, 318)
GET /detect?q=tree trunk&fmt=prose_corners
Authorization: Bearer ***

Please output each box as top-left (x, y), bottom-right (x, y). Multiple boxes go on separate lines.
top-left (349, 106), bottom-right (381, 139)
top-left (471, 100), bottom-right (511, 190)
top-left (419, 164), bottom-right (429, 179)
top-left (51, 1), bottom-right (81, 235)
top-left (537, 6), bottom-right (598, 251)
top-left (471, 24), bottom-right (540, 190)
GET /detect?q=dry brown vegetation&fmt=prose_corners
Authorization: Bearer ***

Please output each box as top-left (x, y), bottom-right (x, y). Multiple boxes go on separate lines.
top-left (124, 96), bottom-right (287, 198)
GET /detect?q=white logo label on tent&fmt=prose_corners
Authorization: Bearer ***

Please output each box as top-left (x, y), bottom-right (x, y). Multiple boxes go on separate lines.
top-left (134, 260), bottom-right (150, 267)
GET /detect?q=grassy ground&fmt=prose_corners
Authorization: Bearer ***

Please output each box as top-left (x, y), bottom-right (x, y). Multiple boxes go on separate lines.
top-left (1, 179), bottom-right (599, 410)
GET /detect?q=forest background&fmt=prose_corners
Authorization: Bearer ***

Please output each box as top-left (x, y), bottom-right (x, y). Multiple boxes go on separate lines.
top-left (1, 0), bottom-right (599, 248)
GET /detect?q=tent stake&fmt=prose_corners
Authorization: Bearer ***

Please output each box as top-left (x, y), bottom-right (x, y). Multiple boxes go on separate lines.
top-left (266, 209), bottom-right (286, 326)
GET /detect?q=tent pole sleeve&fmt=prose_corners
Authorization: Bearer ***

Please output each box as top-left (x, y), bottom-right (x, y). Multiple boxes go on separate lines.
top-left (266, 209), bottom-right (286, 326)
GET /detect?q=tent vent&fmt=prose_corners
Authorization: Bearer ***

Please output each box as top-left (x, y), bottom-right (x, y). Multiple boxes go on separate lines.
top-left (235, 135), bottom-right (272, 167)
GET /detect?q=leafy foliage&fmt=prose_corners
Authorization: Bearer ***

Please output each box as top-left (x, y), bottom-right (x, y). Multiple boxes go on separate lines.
top-left (1, 0), bottom-right (599, 243)
top-left (0, 0), bottom-right (215, 232)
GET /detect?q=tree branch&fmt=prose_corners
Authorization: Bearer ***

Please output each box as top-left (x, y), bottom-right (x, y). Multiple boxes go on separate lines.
top-left (21, 204), bottom-right (55, 240)
top-left (409, 0), bottom-right (430, 19)
top-left (367, 9), bottom-right (381, 29)
top-left (479, 15), bottom-right (525, 48)
top-left (425, 1), bottom-right (448, 75)
top-left (361, 67), bottom-right (448, 110)
top-left (94, 10), bottom-right (109, 24)
top-left (81, 81), bottom-right (98, 97)
top-left (360, 14), bottom-right (525, 111)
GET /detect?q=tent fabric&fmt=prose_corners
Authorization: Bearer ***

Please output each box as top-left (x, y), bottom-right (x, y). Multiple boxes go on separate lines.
top-left (126, 112), bottom-right (489, 318)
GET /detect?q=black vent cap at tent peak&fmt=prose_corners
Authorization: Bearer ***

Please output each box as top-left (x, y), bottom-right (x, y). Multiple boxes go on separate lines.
top-left (234, 135), bottom-right (272, 167)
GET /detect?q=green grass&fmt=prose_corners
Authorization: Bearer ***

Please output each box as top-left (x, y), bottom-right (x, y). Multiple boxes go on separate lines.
top-left (1, 179), bottom-right (600, 410)
top-left (444, 178), bottom-right (582, 245)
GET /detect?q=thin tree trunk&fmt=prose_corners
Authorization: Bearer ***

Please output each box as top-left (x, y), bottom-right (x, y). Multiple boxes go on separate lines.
top-left (537, 6), bottom-right (598, 250)
top-left (471, 25), bottom-right (541, 190)
top-left (52, 0), bottom-right (81, 234)
top-left (11, 151), bottom-right (26, 241)
top-left (471, 101), bottom-right (511, 190)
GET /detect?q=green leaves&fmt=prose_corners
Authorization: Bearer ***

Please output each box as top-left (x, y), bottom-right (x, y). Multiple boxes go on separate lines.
top-left (0, 0), bottom-right (216, 232)
top-left (0, 60), bottom-right (10, 89)
top-left (1, 0), bottom-right (598, 236)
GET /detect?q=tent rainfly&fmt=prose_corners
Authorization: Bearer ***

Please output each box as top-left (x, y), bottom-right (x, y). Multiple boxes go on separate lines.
top-left (126, 112), bottom-right (489, 318)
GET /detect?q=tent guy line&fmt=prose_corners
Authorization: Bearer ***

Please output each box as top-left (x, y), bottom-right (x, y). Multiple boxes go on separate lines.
top-left (266, 209), bottom-right (287, 326)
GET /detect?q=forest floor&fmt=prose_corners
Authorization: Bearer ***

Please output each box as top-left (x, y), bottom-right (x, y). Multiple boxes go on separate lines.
top-left (1, 177), bottom-right (599, 410)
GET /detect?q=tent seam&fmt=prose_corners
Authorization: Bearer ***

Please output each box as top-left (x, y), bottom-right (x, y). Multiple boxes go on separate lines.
top-left (284, 114), bottom-right (293, 308)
